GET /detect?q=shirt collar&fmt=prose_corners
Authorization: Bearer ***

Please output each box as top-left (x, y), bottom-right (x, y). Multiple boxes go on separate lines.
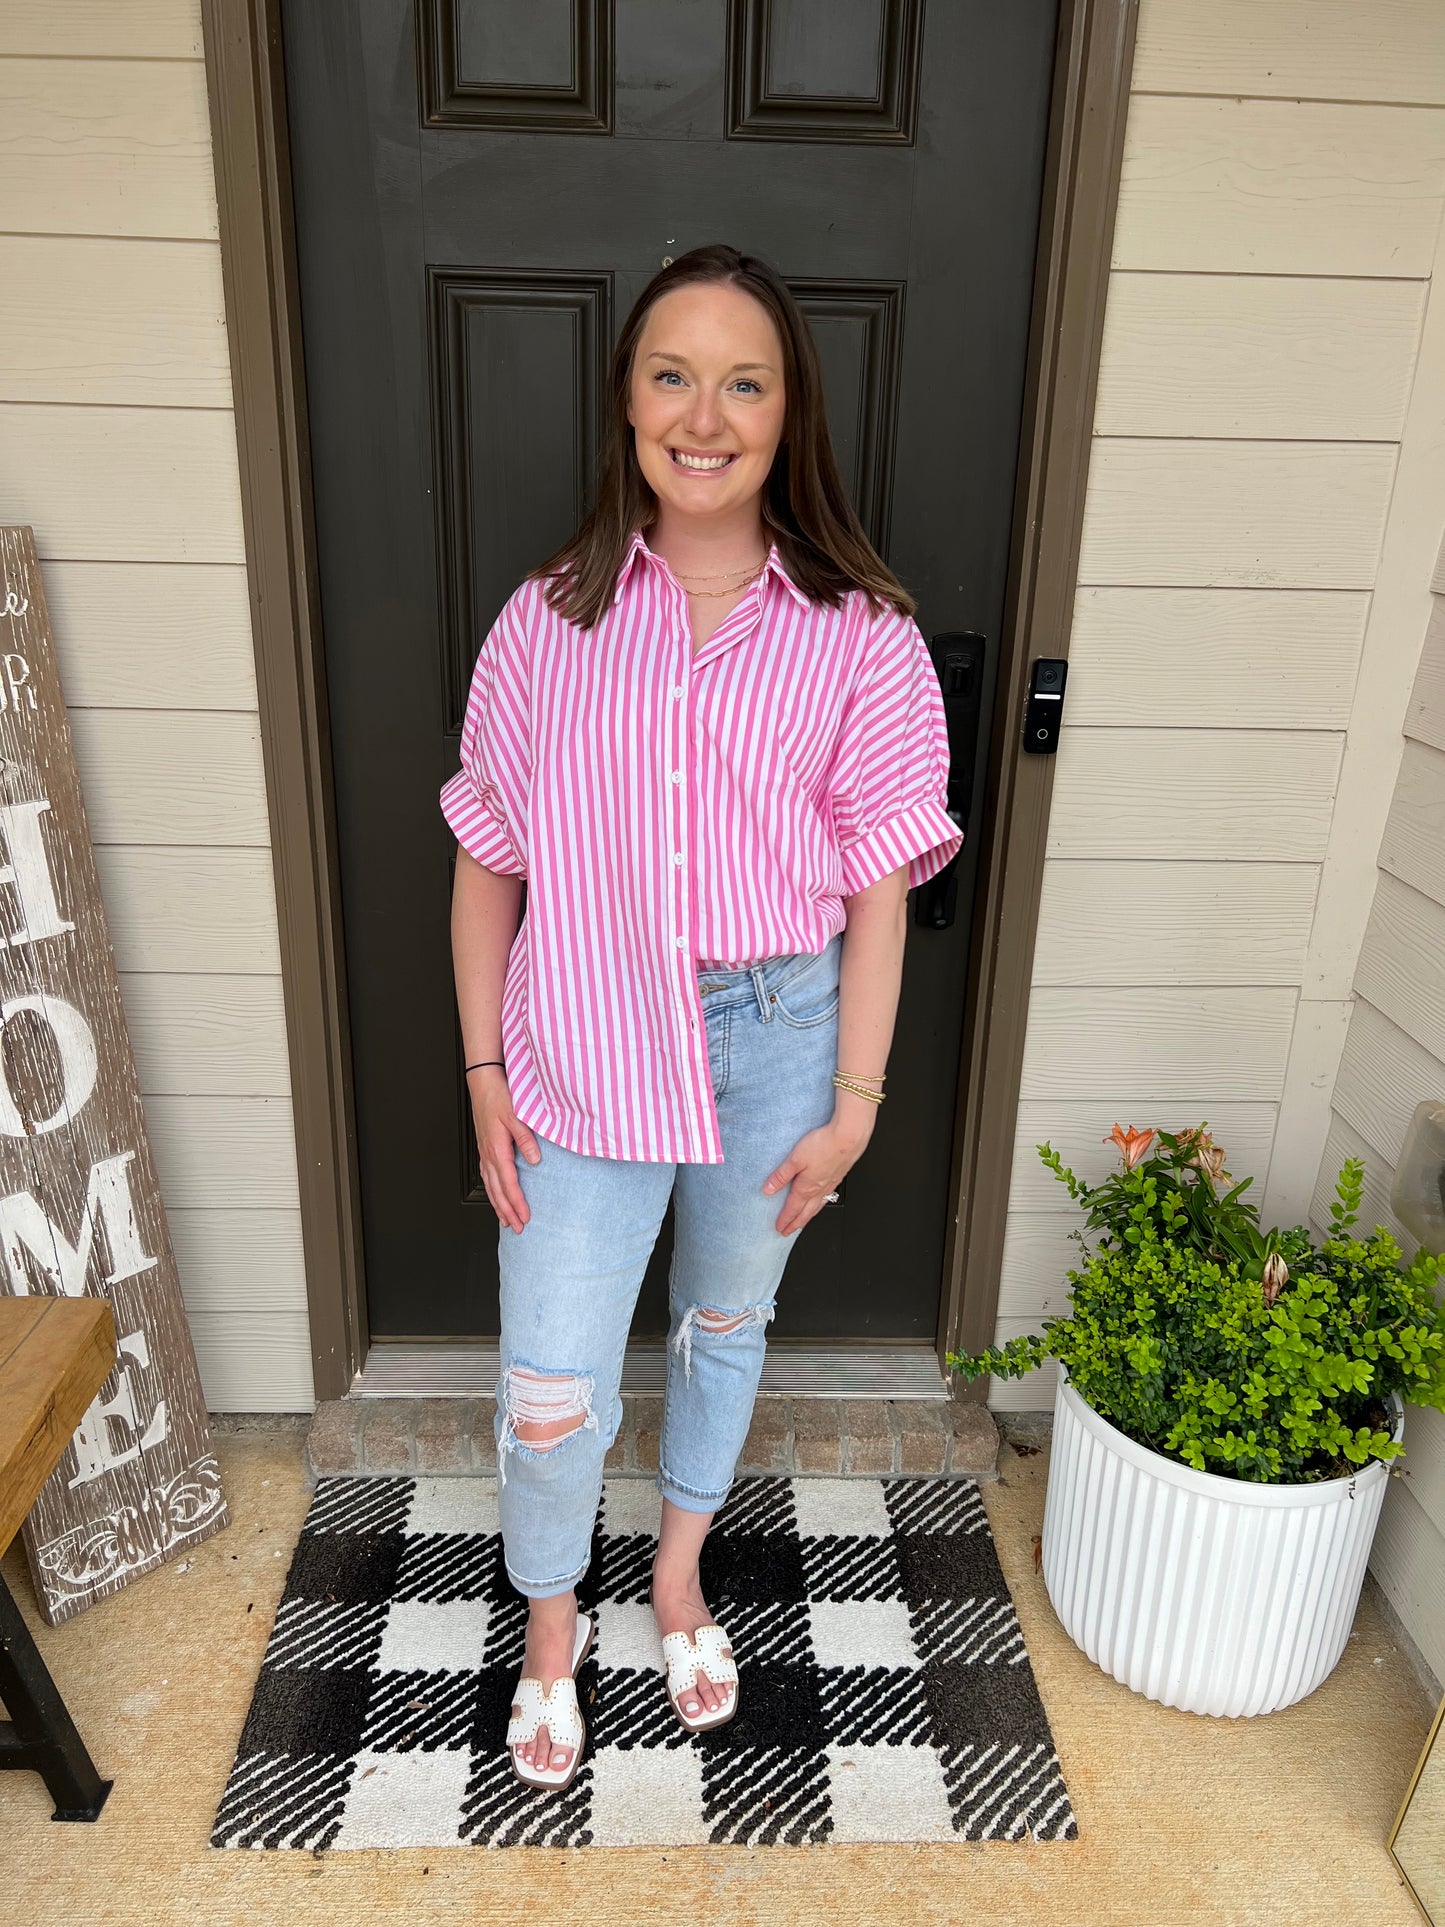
top-left (611, 525), bottom-right (812, 610)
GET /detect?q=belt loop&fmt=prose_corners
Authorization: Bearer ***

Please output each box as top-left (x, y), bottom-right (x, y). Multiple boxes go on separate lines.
top-left (750, 962), bottom-right (772, 1022)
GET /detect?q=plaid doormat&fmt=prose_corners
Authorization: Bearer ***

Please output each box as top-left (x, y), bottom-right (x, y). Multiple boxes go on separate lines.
top-left (211, 1474), bottom-right (1076, 1849)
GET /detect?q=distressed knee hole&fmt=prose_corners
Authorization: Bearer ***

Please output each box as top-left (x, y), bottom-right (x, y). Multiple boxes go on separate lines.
top-left (697, 1307), bottom-right (752, 1336)
top-left (497, 1363), bottom-right (597, 1483)
top-left (670, 1301), bottom-right (776, 1380)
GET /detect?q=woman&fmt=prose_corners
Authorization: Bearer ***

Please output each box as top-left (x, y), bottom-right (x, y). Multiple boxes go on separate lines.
top-left (441, 244), bottom-right (961, 1791)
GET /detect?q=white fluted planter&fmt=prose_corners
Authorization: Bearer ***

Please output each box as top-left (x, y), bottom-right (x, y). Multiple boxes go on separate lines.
top-left (1041, 1365), bottom-right (1402, 1717)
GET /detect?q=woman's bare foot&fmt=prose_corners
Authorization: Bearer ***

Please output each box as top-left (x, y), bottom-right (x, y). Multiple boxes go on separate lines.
top-left (512, 1591), bottom-right (582, 1776)
top-left (651, 1568), bottom-right (733, 1721)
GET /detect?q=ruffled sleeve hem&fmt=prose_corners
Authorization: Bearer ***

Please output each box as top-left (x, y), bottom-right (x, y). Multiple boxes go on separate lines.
top-left (837, 797), bottom-right (962, 896)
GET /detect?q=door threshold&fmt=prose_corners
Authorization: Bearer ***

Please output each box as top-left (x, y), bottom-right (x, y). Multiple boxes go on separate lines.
top-left (354, 1342), bottom-right (947, 1400)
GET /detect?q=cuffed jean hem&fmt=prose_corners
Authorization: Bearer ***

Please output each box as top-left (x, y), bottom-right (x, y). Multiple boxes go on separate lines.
top-left (503, 1553), bottom-right (593, 1602)
top-left (657, 1464), bottom-right (734, 1515)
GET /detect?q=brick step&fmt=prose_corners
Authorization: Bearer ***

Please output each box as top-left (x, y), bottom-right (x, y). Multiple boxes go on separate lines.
top-left (304, 1393), bottom-right (999, 1484)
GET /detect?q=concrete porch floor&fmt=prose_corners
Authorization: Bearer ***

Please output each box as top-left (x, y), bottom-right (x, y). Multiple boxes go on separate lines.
top-left (0, 1428), bottom-right (1433, 1927)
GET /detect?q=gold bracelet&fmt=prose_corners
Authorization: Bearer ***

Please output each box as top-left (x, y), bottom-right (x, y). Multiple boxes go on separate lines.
top-left (837, 1071), bottom-right (886, 1083)
top-left (832, 1073), bottom-right (885, 1104)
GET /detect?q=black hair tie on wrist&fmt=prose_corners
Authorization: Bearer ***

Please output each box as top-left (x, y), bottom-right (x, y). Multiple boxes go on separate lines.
top-left (465, 1060), bottom-right (505, 1074)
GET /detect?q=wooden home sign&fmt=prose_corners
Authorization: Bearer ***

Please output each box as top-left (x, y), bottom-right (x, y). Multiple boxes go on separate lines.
top-left (0, 527), bottom-right (228, 1624)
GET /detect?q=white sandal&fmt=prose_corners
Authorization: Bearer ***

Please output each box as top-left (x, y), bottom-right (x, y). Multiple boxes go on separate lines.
top-left (506, 1611), bottom-right (593, 1791)
top-left (661, 1622), bottom-right (739, 1734)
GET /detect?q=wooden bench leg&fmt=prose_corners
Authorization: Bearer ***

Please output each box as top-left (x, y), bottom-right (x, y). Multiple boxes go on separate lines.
top-left (0, 1569), bottom-right (112, 1820)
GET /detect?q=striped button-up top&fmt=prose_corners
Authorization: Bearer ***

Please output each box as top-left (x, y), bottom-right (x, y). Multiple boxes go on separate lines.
top-left (440, 526), bottom-right (961, 1163)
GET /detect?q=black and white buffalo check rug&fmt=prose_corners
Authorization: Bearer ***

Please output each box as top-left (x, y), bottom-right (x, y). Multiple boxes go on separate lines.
top-left (212, 1475), bottom-right (1076, 1849)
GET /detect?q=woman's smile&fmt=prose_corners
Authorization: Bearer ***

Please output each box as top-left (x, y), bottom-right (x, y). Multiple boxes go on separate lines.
top-left (668, 446), bottom-right (739, 472)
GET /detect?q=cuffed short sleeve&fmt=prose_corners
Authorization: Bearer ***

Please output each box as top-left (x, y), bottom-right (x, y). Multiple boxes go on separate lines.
top-left (439, 589), bottom-right (531, 878)
top-left (828, 610), bottom-right (963, 895)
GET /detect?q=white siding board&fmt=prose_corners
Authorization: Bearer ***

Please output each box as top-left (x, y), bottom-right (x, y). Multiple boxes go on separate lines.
top-left (144, 1095), bottom-right (301, 1211)
top-left (1332, 999), bottom-right (1445, 1171)
top-left (1379, 736), bottom-right (1445, 906)
top-left (42, 561), bottom-right (259, 710)
top-left (187, 1312), bottom-right (315, 1414)
top-left (985, 1320), bottom-right (1060, 1415)
top-left (1309, 1114), bottom-right (1409, 1246)
top-left (119, 972), bottom-right (291, 1097)
top-left (1395, 1405), bottom-right (1445, 1543)
top-left (1355, 872), bottom-right (1445, 1065)
top-left (1132, 0), bottom-right (1445, 107)
top-left (1008, 1101), bottom-right (1277, 1213)
top-left (1046, 729), bottom-right (1341, 861)
top-left (69, 711), bottom-right (271, 845)
top-left (1368, 1480), bottom-right (1445, 1688)
top-left (0, 2), bottom-right (201, 59)
top-left (94, 847), bottom-right (282, 974)
top-left (1077, 440), bottom-right (1396, 589)
top-left (1033, 861), bottom-right (1319, 986)
top-left (1019, 988), bottom-right (1297, 1104)
top-left (169, 1209), bottom-right (308, 1319)
top-left (1404, 597), bottom-right (1445, 753)
top-left (998, 1215), bottom-right (1086, 1323)
top-left (0, 235), bottom-right (232, 407)
top-left (1094, 274), bottom-right (1425, 441)
top-left (1066, 588), bottom-right (1366, 730)
top-left (0, 55), bottom-right (216, 239)
top-left (0, 403), bottom-right (245, 563)
top-left (1111, 97), bottom-right (1445, 277)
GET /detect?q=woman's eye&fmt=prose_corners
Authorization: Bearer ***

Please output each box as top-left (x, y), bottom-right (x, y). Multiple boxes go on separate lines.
top-left (653, 369), bottom-right (684, 386)
top-left (734, 380), bottom-right (761, 395)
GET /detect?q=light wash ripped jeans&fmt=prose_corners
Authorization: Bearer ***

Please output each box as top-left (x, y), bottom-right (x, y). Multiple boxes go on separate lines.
top-left (493, 927), bottom-right (843, 1598)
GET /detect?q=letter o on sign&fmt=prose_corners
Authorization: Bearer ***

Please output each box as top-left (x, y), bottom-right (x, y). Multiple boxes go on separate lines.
top-left (0, 993), bottom-right (98, 1137)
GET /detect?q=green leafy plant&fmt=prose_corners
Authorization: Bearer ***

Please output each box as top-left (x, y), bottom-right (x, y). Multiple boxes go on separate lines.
top-left (949, 1124), bottom-right (1445, 1484)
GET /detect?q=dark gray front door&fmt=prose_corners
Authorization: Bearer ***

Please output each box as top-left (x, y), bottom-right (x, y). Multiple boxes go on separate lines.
top-left (280, 0), bottom-right (1059, 1344)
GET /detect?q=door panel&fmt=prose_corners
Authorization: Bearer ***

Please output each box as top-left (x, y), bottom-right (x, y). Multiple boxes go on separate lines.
top-left (279, 0), bottom-right (1059, 1341)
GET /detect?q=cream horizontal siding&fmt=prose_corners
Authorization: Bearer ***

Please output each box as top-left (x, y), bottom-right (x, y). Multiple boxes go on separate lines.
top-left (1078, 440), bottom-right (1396, 588)
top-left (1132, 0), bottom-right (1445, 106)
top-left (0, 5), bottom-right (308, 1412)
top-left (0, 235), bottom-right (233, 407)
top-left (1093, 275), bottom-right (1425, 441)
top-left (0, 55), bottom-right (217, 240)
top-left (993, 0), bottom-right (1445, 1617)
top-left (1111, 96), bottom-right (1445, 276)
top-left (1066, 588), bottom-right (1366, 728)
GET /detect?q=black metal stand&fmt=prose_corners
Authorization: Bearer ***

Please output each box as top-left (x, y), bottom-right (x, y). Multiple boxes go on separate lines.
top-left (0, 1567), bottom-right (111, 1820)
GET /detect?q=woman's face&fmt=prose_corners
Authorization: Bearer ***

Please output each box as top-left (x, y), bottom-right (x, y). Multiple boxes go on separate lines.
top-left (626, 282), bottom-right (787, 521)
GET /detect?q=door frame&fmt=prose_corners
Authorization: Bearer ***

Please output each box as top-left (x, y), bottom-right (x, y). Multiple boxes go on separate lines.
top-left (199, 0), bottom-right (1139, 1403)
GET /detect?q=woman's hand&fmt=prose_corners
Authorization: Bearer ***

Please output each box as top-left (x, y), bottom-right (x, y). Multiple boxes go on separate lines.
top-left (762, 1117), bottom-right (872, 1235)
top-left (469, 1068), bottom-right (541, 1232)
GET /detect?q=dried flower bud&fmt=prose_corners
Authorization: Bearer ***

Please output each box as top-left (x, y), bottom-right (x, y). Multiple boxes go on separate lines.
top-left (1262, 1252), bottom-right (1289, 1304)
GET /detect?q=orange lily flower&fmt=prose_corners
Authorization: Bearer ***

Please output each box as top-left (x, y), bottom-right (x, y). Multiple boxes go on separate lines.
top-left (1105, 1124), bottom-right (1156, 1169)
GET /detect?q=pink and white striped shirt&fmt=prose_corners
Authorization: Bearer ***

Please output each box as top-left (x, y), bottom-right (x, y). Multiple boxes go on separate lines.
top-left (440, 525), bottom-right (961, 1163)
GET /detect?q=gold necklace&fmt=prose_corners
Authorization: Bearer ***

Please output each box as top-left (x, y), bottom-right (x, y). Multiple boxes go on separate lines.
top-left (684, 565), bottom-right (765, 598)
top-left (672, 557), bottom-right (766, 582)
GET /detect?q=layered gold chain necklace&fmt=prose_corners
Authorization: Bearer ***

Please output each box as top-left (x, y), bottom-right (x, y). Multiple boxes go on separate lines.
top-left (671, 556), bottom-right (767, 599)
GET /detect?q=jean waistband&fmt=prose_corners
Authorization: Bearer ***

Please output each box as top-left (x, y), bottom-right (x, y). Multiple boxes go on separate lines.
top-left (695, 927), bottom-right (841, 980)
top-left (694, 928), bottom-right (842, 1016)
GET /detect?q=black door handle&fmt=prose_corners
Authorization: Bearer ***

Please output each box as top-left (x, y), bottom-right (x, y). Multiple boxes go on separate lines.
top-left (915, 631), bottom-right (986, 930)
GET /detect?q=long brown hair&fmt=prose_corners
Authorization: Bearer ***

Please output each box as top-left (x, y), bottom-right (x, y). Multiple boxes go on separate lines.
top-left (526, 244), bottom-right (915, 628)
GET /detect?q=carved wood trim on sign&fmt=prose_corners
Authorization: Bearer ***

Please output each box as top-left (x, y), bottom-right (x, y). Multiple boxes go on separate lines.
top-left (0, 527), bottom-right (229, 1625)
top-left (417, 0), bottom-right (611, 132)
